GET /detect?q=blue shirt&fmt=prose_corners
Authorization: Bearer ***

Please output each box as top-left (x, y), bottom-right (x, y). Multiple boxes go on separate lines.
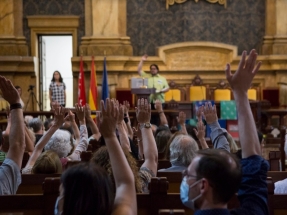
top-left (195, 155), bottom-right (269, 215)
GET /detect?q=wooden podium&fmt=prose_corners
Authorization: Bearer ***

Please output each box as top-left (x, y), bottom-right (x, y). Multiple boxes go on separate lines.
top-left (131, 88), bottom-right (156, 102)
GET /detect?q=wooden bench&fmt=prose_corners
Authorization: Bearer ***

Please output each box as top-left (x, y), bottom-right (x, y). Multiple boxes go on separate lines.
top-left (267, 171), bottom-right (287, 183)
top-left (0, 177), bottom-right (60, 215)
top-left (0, 176), bottom-right (286, 215)
top-left (157, 171), bottom-right (182, 193)
top-left (138, 159), bottom-right (171, 170)
top-left (17, 174), bottom-right (61, 194)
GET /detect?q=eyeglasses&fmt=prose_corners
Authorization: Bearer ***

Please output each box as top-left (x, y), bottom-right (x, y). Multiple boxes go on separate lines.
top-left (182, 169), bottom-right (197, 180)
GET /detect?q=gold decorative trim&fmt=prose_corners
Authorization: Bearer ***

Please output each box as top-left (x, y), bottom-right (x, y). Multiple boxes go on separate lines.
top-left (166, 0), bottom-right (227, 9)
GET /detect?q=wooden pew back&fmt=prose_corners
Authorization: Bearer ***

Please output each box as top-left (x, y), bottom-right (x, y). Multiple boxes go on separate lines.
top-left (0, 177), bottom-right (60, 215)
top-left (17, 174), bottom-right (61, 194)
top-left (1, 176), bottom-right (287, 215)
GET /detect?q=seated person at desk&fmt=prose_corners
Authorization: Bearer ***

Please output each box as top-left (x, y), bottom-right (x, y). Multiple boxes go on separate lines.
top-left (137, 54), bottom-right (170, 104)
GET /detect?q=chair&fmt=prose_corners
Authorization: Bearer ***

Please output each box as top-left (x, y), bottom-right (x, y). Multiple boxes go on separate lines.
top-left (115, 88), bottom-right (134, 107)
top-left (211, 80), bottom-right (231, 101)
top-left (187, 75), bottom-right (208, 101)
top-left (165, 81), bottom-right (185, 102)
top-left (262, 87), bottom-right (280, 107)
top-left (248, 88), bottom-right (257, 100)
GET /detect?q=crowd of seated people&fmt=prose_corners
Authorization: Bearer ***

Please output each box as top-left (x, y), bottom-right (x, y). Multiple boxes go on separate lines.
top-left (0, 49), bottom-right (286, 215)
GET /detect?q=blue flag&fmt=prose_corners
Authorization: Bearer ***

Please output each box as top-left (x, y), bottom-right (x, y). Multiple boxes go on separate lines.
top-left (101, 57), bottom-right (109, 101)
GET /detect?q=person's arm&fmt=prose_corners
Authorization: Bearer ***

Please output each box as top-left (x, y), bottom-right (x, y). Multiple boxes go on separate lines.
top-left (123, 101), bottom-right (133, 139)
top-left (155, 99), bottom-right (168, 126)
top-left (159, 86), bottom-right (170, 93)
top-left (98, 99), bottom-right (136, 215)
top-left (157, 78), bottom-right (170, 93)
top-left (49, 87), bottom-right (52, 102)
top-left (177, 111), bottom-right (187, 135)
top-left (225, 50), bottom-right (261, 157)
top-left (62, 109), bottom-right (80, 144)
top-left (68, 104), bottom-right (88, 161)
top-left (63, 83), bottom-right (66, 105)
top-left (194, 118), bottom-right (208, 149)
top-left (84, 104), bottom-right (101, 141)
top-left (203, 102), bottom-right (230, 152)
top-left (24, 107), bottom-right (65, 168)
top-left (133, 124), bottom-right (143, 160)
top-left (0, 76), bottom-right (25, 168)
top-left (137, 98), bottom-right (158, 175)
top-left (24, 126), bottom-right (35, 154)
top-left (116, 106), bottom-right (131, 152)
top-left (226, 50), bottom-right (269, 215)
top-left (137, 54), bottom-right (148, 76)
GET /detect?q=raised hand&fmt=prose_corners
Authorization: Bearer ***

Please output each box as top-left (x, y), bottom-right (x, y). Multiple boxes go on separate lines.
top-left (64, 110), bottom-right (75, 123)
top-left (98, 99), bottom-right (119, 138)
top-left (75, 103), bottom-right (85, 123)
top-left (196, 106), bottom-right (204, 121)
top-left (177, 111), bottom-right (186, 125)
top-left (141, 54), bottom-right (148, 61)
top-left (136, 98), bottom-right (151, 123)
top-left (225, 49), bottom-right (261, 93)
top-left (53, 106), bottom-right (66, 127)
top-left (51, 101), bottom-right (60, 111)
top-left (116, 104), bottom-right (125, 125)
top-left (123, 100), bottom-right (130, 114)
top-left (194, 120), bottom-right (206, 141)
top-left (154, 99), bottom-right (163, 112)
top-left (0, 76), bottom-right (20, 104)
top-left (84, 103), bottom-right (92, 119)
top-left (133, 124), bottom-right (142, 141)
top-left (203, 102), bottom-right (218, 125)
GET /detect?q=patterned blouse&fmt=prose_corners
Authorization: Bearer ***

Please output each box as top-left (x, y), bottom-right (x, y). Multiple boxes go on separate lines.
top-left (49, 82), bottom-right (66, 106)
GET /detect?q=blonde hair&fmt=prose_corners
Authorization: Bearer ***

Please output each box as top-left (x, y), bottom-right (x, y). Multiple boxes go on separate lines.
top-left (226, 132), bottom-right (239, 153)
top-left (32, 150), bottom-right (62, 174)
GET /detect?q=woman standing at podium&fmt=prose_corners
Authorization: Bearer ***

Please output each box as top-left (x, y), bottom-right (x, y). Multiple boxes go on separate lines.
top-left (137, 54), bottom-right (170, 104)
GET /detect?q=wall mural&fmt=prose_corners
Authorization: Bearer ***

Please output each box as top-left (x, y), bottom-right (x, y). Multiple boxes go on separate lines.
top-left (23, 0), bottom-right (85, 55)
top-left (127, 0), bottom-right (265, 56)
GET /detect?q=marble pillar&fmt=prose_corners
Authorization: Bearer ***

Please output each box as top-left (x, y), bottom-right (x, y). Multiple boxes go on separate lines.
top-left (262, 0), bottom-right (287, 54)
top-left (80, 0), bottom-right (133, 56)
top-left (0, 0), bottom-right (28, 56)
top-left (0, 0), bottom-right (37, 111)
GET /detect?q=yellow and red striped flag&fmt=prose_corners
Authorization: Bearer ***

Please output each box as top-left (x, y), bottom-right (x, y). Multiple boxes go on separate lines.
top-left (89, 56), bottom-right (98, 110)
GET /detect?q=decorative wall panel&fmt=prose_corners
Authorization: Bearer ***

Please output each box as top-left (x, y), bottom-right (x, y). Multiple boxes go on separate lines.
top-left (23, 0), bottom-right (85, 55)
top-left (127, 0), bottom-right (265, 56)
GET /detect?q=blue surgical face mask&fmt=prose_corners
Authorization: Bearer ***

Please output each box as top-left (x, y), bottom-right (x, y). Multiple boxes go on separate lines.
top-left (54, 196), bottom-right (64, 215)
top-left (180, 177), bottom-right (202, 210)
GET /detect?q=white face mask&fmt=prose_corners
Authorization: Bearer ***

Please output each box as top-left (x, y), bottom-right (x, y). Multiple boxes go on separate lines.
top-left (54, 196), bottom-right (64, 215)
top-left (180, 177), bottom-right (202, 210)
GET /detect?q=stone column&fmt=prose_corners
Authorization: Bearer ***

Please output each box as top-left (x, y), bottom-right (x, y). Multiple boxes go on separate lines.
top-left (0, 0), bottom-right (36, 111)
top-left (0, 0), bottom-right (28, 56)
top-left (80, 0), bottom-right (133, 56)
top-left (272, 0), bottom-right (287, 54)
top-left (262, 0), bottom-right (287, 54)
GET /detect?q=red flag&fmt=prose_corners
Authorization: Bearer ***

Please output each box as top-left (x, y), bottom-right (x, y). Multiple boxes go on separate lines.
top-left (89, 56), bottom-right (98, 110)
top-left (78, 56), bottom-right (86, 105)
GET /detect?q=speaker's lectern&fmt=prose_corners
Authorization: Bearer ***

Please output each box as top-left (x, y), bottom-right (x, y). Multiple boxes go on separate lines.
top-left (131, 88), bottom-right (156, 102)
